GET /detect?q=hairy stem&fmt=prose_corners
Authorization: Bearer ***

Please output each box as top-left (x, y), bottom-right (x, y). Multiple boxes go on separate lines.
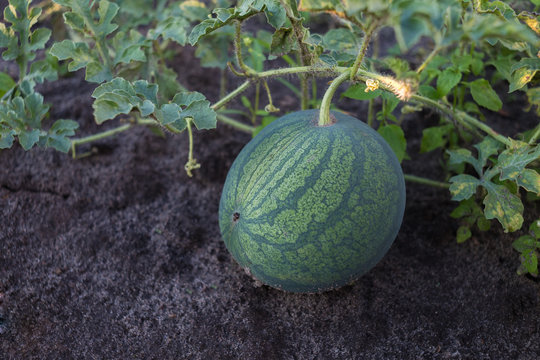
top-left (319, 70), bottom-right (351, 126)
top-left (234, 20), bottom-right (251, 75)
top-left (404, 174), bottom-right (450, 189)
top-left (416, 45), bottom-right (443, 74)
top-left (211, 80), bottom-right (251, 111)
top-left (350, 25), bottom-right (375, 81)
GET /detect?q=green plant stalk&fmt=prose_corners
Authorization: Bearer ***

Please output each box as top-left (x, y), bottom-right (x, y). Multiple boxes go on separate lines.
top-left (262, 79), bottom-right (276, 110)
top-left (252, 82), bottom-right (260, 124)
top-left (404, 174), bottom-right (450, 189)
top-left (234, 20), bottom-right (253, 75)
top-left (528, 124), bottom-right (540, 145)
top-left (350, 25), bottom-right (375, 81)
top-left (211, 80), bottom-right (251, 111)
top-left (216, 66), bottom-right (510, 145)
top-left (220, 68), bottom-right (227, 100)
top-left (367, 99), bottom-right (375, 128)
top-left (70, 123), bottom-right (132, 158)
top-left (319, 70), bottom-right (351, 126)
top-left (217, 114), bottom-right (255, 133)
top-left (184, 118), bottom-right (200, 177)
top-left (416, 45), bottom-right (442, 74)
top-left (409, 94), bottom-right (512, 146)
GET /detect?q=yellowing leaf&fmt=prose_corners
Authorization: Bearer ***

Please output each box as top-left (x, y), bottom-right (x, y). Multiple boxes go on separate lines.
top-left (482, 182), bottom-right (524, 232)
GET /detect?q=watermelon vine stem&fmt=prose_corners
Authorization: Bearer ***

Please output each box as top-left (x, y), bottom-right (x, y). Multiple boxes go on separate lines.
top-left (217, 114), bottom-right (255, 133)
top-left (403, 174), bottom-right (450, 189)
top-left (319, 70), bottom-right (351, 126)
top-left (184, 118), bottom-right (200, 177)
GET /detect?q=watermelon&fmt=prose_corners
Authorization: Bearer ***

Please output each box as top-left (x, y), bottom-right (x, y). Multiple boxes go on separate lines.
top-left (219, 109), bottom-right (406, 293)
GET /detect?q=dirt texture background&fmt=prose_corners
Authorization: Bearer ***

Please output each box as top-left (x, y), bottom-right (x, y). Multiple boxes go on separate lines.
top-left (1, 14), bottom-right (540, 359)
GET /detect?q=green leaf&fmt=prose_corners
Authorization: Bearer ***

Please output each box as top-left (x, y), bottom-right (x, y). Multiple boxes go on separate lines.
top-left (50, 40), bottom-right (111, 82)
top-left (437, 68), bottom-right (461, 97)
top-left (172, 91), bottom-right (206, 107)
top-left (18, 129), bottom-right (41, 150)
top-left (476, 216), bottom-right (491, 231)
top-left (514, 169), bottom-right (540, 195)
top-left (28, 28), bottom-right (51, 52)
top-left (456, 225), bottom-right (472, 243)
top-left (511, 58), bottom-right (540, 73)
top-left (520, 251), bottom-right (538, 276)
top-left (0, 128), bottom-right (15, 149)
top-left (264, 0), bottom-right (287, 29)
top-left (418, 85), bottom-right (440, 100)
top-left (513, 235), bottom-right (538, 253)
top-left (447, 148), bottom-right (480, 173)
top-left (55, 0), bottom-right (119, 37)
top-left (420, 125), bottom-right (453, 153)
top-left (148, 16), bottom-right (189, 45)
top-left (342, 83), bottom-right (382, 100)
top-left (93, 92), bottom-right (134, 124)
top-left (112, 30), bottom-right (149, 65)
top-left (155, 103), bottom-right (182, 126)
top-left (45, 119), bottom-right (79, 152)
top-left (449, 174), bottom-right (480, 201)
top-left (526, 87), bottom-right (540, 116)
top-left (482, 181), bottom-right (524, 232)
top-left (473, 136), bottom-right (502, 169)
top-left (497, 144), bottom-right (540, 194)
top-left (181, 100), bottom-right (217, 130)
top-left (470, 79), bottom-right (502, 111)
top-left (0, 72), bottom-right (15, 97)
top-left (298, 0), bottom-right (342, 12)
top-left (450, 198), bottom-right (478, 219)
top-left (531, 219), bottom-right (540, 239)
top-left (378, 124), bottom-right (407, 163)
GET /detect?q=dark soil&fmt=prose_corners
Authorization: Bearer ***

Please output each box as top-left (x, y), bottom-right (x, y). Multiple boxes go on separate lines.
top-left (1, 35), bottom-right (540, 360)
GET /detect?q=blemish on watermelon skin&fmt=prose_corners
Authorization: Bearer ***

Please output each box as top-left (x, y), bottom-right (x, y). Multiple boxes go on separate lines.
top-left (219, 109), bottom-right (406, 293)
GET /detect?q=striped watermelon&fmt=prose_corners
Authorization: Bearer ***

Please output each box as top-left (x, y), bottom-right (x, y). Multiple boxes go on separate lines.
top-left (219, 109), bottom-right (405, 293)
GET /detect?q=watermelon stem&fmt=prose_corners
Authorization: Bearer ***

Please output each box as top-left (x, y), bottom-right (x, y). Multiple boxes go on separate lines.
top-left (319, 70), bottom-right (351, 126)
top-left (404, 174), bottom-right (450, 189)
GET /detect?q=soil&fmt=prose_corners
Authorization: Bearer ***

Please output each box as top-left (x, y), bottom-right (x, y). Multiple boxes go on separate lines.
top-left (1, 22), bottom-right (540, 360)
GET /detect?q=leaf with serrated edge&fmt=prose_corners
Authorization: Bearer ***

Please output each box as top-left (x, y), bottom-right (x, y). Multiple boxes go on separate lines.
top-left (482, 181), bottom-right (524, 232)
top-left (447, 148), bottom-right (480, 173)
top-left (156, 103), bottom-right (182, 126)
top-left (473, 136), bottom-right (502, 169)
top-left (18, 129), bottom-right (41, 150)
top-left (172, 91), bottom-right (206, 107)
top-left (93, 93), bottom-right (134, 124)
top-left (449, 174), bottom-right (480, 201)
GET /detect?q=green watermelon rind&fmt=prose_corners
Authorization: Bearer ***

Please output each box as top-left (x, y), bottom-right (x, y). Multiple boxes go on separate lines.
top-left (219, 109), bottom-right (406, 293)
